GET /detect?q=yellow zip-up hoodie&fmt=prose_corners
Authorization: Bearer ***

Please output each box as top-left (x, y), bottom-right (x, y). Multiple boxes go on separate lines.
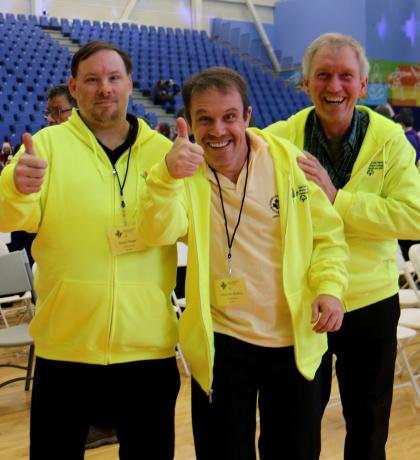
top-left (0, 110), bottom-right (178, 364)
top-left (265, 106), bottom-right (420, 311)
top-left (139, 129), bottom-right (348, 393)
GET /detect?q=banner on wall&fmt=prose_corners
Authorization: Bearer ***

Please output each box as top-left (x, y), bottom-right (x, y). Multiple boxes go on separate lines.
top-left (360, 83), bottom-right (388, 106)
top-left (368, 61), bottom-right (420, 107)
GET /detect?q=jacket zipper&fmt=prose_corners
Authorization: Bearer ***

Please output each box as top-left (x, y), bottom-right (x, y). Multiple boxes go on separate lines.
top-left (186, 181), bottom-right (214, 402)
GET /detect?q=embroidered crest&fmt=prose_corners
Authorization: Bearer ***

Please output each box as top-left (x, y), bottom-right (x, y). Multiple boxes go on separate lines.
top-left (269, 195), bottom-right (280, 218)
top-left (366, 161), bottom-right (383, 176)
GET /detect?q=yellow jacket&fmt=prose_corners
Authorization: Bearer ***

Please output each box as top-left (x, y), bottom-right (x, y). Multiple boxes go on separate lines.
top-left (139, 129), bottom-right (348, 392)
top-left (0, 111), bottom-right (178, 364)
top-left (265, 106), bottom-right (420, 311)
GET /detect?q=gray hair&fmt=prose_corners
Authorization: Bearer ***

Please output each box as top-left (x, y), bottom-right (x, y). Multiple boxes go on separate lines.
top-left (302, 32), bottom-right (370, 80)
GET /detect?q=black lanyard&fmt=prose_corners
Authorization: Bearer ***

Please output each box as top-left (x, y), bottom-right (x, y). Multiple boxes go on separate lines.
top-left (210, 151), bottom-right (250, 275)
top-left (113, 143), bottom-right (132, 223)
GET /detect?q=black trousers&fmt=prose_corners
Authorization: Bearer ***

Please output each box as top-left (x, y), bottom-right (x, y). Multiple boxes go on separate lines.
top-left (192, 333), bottom-right (322, 460)
top-left (321, 294), bottom-right (400, 460)
top-left (30, 356), bottom-right (180, 460)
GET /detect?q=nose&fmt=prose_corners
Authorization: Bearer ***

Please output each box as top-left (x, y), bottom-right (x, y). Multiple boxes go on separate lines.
top-left (210, 119), bottom-right (226, 136)
top-left (98, 79), bottom-right (112, 96)
top-left (326, 74), bottom-right (342, 92)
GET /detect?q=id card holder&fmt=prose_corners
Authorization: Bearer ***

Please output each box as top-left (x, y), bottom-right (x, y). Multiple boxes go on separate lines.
top-left (214, 277), bottom-right (248, 306)
top-left (107, 224), bottom-right (143, 256)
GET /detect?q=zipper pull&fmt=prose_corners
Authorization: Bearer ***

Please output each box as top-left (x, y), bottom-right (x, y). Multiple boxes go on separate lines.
top-left (208, 388), bottom-right (213, 404)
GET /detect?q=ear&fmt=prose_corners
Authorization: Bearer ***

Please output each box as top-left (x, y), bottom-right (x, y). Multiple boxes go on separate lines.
top-left (303, 79), bottom-right (310, 95)
top-left (128, 75), bottom-right (133, 95)
top-left (359, 77), bottom-right (368, 99)
top-left (244, 106), bottom-right (252, 128)
top-left (68, 76), bottom-right (77, 99)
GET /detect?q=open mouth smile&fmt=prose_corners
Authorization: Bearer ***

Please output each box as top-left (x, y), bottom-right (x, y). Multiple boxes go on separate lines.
top-left (324, 97), bottom-right (345, 104)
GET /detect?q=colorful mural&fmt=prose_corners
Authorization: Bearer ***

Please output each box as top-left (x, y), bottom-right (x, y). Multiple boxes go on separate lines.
top-left (368, 60), bottom-right (420, 106)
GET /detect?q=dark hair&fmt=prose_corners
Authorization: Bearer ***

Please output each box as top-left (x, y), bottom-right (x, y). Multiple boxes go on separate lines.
top-left (157, 122), bottom-right (172, 139)
top-left (374, 104), bottom-right (392, 119)
top-left (395, 108), bottom-right (414, 128)
top-left (182, 67), bottom-right (250, 125)
top-left (71, 40), bottom-right (133, 77)
top-left (46, 83), bottom-right (76, 106)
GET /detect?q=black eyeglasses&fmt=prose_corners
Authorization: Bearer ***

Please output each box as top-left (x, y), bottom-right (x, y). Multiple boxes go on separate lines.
top-left (43, 107), bottom-right (73, 120)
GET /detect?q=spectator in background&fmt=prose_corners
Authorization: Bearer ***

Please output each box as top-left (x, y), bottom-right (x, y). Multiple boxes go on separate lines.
top-left (374, 104), bottom-right (392, 119)
top-left (164, 79), bottom-right (180, 101)
top-left (156, 122), bottom-right (173, 140)
top-left (151, 79), bottom-right (169, 105)
top-left (395, 108), bottom-right (420, 166)
top-left (0, 141), bottom-right (13, 166)
top-left (44, 83), bottom-right (76, 125)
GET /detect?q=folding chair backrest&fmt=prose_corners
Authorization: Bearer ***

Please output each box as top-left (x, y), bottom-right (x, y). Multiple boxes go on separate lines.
top-left (408, 244), bottom-right (420, 280)
top-left (0, 250), bottom-right (34, 299)
top-left (0, 240), bottom-right (9, 256)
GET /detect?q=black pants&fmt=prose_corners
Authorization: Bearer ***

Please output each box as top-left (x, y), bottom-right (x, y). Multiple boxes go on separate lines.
top-left (321, 294), bottom-right (400, 460)
top-left (192, 333), bottom-right (322, 460)
top-left (30, 356), bottom-right (180, 460)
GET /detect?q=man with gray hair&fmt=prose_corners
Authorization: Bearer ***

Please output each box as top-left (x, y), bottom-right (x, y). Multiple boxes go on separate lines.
top-left (266, 32), bottom-right (420, 459)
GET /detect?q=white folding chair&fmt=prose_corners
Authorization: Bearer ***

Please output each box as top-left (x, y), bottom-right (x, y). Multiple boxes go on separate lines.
top-left (0, 240), bottom-right (9, 256)
top-left (0, 250), bottom-right (36, 390)
top-left (394, 325), bottom-right (420, 403)
top-left (397, 246), bottom-right (420, 307)
top-left (0, 243), bottom-right (32, 328)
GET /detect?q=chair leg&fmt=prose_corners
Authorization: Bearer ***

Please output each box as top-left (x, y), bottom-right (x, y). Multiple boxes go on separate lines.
top-left (25, 344), bottom-right (35, 391)
top-left (397, 341), bottom-right (420, 403)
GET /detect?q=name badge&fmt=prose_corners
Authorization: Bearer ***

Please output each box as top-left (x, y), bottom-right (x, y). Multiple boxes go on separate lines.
top-left (107, 225), bottom-right (143, 256)
top-left (214, 277), bottom-right (248, 306)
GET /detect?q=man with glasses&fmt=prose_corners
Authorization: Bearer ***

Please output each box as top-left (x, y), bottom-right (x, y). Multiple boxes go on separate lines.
top-left (44, 84), bottom-right (76, 125)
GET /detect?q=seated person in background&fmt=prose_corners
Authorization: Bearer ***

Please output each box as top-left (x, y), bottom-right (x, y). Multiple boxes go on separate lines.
top-left (151, 79), bottom-right (168, 105)
top-left (164, 79), bottom-right (180, 101)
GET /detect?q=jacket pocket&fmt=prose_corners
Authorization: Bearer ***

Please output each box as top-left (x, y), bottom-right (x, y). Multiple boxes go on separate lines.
top-left (31, 279), bottom-right (110, 347)
top-left (111, 282), bottom-right (178, 352)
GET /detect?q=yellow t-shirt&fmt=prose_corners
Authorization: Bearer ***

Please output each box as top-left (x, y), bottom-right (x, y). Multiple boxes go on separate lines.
top-left (205, 131), bottom-right (293, 347)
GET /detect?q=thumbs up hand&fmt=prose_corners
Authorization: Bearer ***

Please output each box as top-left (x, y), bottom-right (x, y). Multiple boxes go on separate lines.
top-left (165, 117), bottom-right (204, 179)
top-left (14, 133), bottom-right (48, 194)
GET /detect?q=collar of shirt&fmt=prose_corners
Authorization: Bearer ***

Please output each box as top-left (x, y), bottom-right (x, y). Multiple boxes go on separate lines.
top-left (304, 108), bottom-right (369, 188)
top-left (97, 114), bottom-right (139, 165)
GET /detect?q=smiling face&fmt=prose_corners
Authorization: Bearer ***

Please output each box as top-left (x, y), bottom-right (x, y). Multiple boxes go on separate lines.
top-left (68, 49), bottom-right (133, 131)
top-left (304, 45), bottom-right (368, 139)
top-left (189, 87), bottom-right (252, 183)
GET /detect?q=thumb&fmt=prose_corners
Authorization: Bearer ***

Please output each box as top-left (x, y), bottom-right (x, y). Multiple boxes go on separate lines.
top-left (176, 117), bottom-right (189, 140)
top-left (22, 132), bottom-right (36, 156)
